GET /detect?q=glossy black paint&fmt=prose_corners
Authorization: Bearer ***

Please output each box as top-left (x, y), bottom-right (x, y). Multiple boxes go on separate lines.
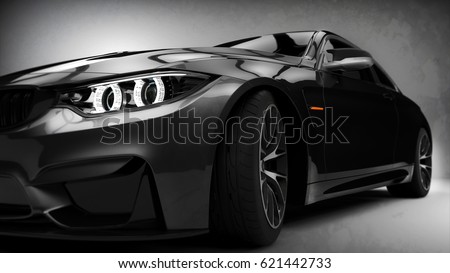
top-left (321, 71), bottom-right (398, 171)
top-left (0, 30), bottom-right (430, 239)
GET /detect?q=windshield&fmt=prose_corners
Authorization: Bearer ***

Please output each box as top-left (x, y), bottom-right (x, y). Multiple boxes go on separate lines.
top-left (216, 32), bottom-right (314, 57)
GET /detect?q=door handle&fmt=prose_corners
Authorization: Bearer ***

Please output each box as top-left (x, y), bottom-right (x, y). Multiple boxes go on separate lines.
top-left (382, 92), bottom-right (396, 100)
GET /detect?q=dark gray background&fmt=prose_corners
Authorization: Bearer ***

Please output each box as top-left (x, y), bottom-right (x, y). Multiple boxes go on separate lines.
top-left (0, 0), bottom-right (449, 178)
top-left (0, 0), bottom-right (449, 253)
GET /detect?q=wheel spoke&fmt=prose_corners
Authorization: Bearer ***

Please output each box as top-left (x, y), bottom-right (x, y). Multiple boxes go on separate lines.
top-left (421, 166), bottom-right (432, 180)
top-left (263, 169), bottom-right (287, 185)
top-left (263, 148), bottom-right (286, 162)
top-left (261, 179), bottom-right (269, 208)
top-left (267, 187), bottom-right (275, 223)
top-left (263, 169), bottom-right (287, 224)
top-left (267, 181), bottom-right (286, 206)
top-left (262, 107), bottom-right (281, 153)
top-left (420, 154), bottom-right (431, 160)
top-left (272, 192), bottom-right (281, 226)
top-left (420, 135), bottom-right (430, 157)
top-left (420, 136), bottom-right (426, 153)
top-left (263, 130), bottom-right (277, 155)
top-left (425, 140), bottom-right (431, 155)
top-left (421, 168), bottom-right (431, 189)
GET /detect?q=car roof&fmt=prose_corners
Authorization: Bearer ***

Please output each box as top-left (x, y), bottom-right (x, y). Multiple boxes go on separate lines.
top-left (217, 30), bottom-right (349, 47)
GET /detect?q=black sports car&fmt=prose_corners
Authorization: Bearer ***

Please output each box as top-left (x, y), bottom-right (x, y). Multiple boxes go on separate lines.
top-left (0, 30), bottom-right (432, 245)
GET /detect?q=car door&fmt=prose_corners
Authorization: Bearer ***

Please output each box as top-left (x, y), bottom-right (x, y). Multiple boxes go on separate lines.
top-left (318, 37), bottom-right (398, 173)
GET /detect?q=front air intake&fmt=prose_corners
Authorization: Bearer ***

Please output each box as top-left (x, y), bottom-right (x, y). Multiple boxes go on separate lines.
top-left (0, 90), bottom-right (34, 128)
top-left (0, 175), bottom-right (32, 219)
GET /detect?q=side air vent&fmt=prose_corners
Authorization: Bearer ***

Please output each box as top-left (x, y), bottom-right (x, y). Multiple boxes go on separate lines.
top-left (0, 90), bottom-right (34, 128)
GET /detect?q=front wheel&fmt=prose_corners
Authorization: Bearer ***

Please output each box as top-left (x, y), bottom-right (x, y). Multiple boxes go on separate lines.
top-left (387, 128), bottom-right (432, 197)
top-left (210, 91), bottom-right (288, 246)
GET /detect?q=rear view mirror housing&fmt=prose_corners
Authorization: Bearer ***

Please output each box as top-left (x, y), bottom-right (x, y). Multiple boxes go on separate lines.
top-left (322, 48), bottom-right (374, 72)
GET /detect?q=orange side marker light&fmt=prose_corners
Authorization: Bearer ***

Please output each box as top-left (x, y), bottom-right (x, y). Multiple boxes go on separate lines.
top-left (310, 106), bottom-right (324, 111)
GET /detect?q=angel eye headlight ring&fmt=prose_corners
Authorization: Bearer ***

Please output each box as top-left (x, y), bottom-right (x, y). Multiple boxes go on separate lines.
top-left (133, 77), bottom-right (165, 107)
top-left (93, 84), bottom-right (123, 113)
top-left (57, 72), bottom-right (211, 115)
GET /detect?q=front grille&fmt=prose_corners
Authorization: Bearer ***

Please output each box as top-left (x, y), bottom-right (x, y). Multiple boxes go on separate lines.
top-left (0, 90), bottom-right (34, 128)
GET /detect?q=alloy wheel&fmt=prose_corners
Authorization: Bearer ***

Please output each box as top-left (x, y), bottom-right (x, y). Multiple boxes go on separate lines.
top-left (418, 133), bottom-right (432, 191)
top-left (259, 105), bottom-right (288, 229)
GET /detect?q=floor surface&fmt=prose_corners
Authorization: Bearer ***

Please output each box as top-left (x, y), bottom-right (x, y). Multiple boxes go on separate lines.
top-left (1, 179), bottom-right (449, 253)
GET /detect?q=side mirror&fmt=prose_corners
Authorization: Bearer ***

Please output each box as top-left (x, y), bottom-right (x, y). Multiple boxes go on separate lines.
top-left (322, 48), bottom-right (374, 72)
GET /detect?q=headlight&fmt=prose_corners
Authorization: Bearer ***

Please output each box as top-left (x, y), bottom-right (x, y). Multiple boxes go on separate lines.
top-left (58, 72), bottom-right (210, 114)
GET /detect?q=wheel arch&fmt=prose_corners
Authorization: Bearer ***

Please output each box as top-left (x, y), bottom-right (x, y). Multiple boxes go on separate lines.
top-left (215, 77), bottom-right (310, 207)
top-left (395, 94), bottom-right (433, 165)
top-left (421, 114), bottom-right (432, 150)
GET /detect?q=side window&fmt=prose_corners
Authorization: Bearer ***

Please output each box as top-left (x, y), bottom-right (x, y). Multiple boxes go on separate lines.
top-left (372, 64), bottom-right (396, 90)
top-left (327, 38), bottom-right (353, 49)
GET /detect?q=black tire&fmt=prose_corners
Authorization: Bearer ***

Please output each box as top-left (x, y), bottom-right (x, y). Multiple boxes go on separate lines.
top-left (387, 128), bottom-right (432, 197)
top-left (210, 90), bottom-right (288, 246)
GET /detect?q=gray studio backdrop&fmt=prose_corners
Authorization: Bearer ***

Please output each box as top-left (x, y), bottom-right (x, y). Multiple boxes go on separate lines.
top-left (0, 0), bottom-right (449, 178)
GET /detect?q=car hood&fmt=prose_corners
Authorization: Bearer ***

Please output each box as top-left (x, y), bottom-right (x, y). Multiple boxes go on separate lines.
top-left (0, 47), bottom-right (299, 88)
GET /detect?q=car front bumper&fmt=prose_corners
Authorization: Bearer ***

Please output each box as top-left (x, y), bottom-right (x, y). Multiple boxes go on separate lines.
top-left (0, 76), bottom-right (243, 239)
